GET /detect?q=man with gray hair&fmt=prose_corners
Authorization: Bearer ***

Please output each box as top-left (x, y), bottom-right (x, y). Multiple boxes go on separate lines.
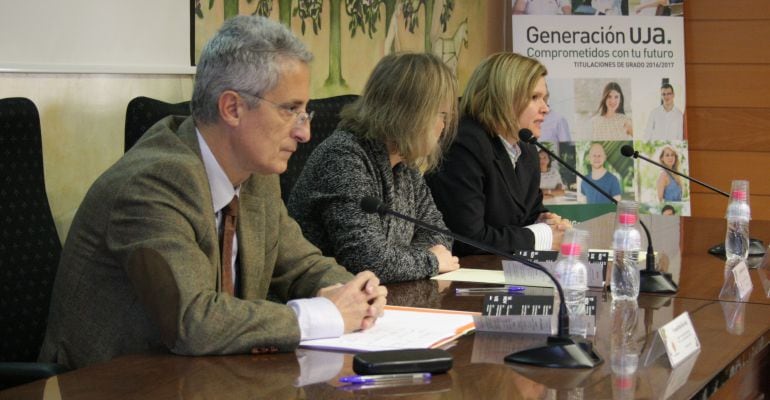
top-left (39, 16), bottom-right (387, 369)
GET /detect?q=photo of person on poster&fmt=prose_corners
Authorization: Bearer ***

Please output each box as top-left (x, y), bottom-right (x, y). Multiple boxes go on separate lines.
top-left (656, 145), bottom-right (684, 202)
top-left (514, 0), bottom-right (573, 15)
top-left (591, 0), bottom-right (623, 15)
top-left (539, 78), bottom-right (574, 147)
top-left (578, 141), bottom-right (627, 204)
top-left (634, 140), bottom-right (690, 214)
top-left (634, 0), bottom-right (684, 16)
top-left (661, 204), bottom-right (676, 215)
top-left (540, 110), bottom-right (573, 143)
top-left (572, 0), bottom-right (627, 15)
top-left (644, 82), bottom-right (683, 141)
top-left (591, 81), bottom-right (633, 140)
top-left (539, 148), bottom-right (566, 198)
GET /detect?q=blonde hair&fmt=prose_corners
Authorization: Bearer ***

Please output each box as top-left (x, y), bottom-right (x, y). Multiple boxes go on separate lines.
top-left (659, 145), bottom-right (682, 186)
top-left (460, 52), bottom-right (547, 141)
top-left (338, 53), bottom-right (458, 171)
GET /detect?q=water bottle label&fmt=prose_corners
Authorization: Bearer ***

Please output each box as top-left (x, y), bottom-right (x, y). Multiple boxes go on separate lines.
top-left (726, 202), bottom-right (751, 221)
top-left (612, 229), bottom-right (642, 250)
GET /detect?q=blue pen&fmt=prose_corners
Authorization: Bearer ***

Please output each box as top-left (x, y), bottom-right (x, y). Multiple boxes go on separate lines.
top-left (455, 286), bottom-right (526, 294)
top-left (339, 372), bottom-right (431, 384)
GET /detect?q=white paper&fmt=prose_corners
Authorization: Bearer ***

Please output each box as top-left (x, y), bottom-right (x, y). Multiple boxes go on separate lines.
top-left (299, 306), bottom-right (475, 352)
top-left (431, 268), bottom-right (505, 284)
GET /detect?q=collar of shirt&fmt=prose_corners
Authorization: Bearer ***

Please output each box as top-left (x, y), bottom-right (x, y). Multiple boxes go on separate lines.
top-left (196, 128), bottom-right (241, 214)
top-left (498, 135), bottom-right (521, 169)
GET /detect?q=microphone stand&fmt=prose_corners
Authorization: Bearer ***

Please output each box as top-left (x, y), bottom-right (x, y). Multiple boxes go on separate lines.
top-left (361, 197), bottom-right (603, 368)
top-left (525, 134), bottom-right (678, 293)
top-left (623, 147), bottom-right (728, 197)
top-left (622, 146), bottom-right (765, 260)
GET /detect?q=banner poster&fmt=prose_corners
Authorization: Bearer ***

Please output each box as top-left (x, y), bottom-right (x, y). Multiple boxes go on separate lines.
top-left (512, 7), bottom-right (687, 222)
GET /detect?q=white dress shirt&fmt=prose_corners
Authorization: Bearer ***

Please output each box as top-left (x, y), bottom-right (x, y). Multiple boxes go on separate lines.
top-left (645, 105), bottom-right (683, 141)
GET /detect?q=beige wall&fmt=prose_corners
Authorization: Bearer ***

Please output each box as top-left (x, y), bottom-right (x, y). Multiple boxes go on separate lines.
top-left (0, 73), bottom-right (193, 241)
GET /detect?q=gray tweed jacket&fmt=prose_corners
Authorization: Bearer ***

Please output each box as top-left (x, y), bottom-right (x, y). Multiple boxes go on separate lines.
top-left (288, 130), bottom-right (451, 284)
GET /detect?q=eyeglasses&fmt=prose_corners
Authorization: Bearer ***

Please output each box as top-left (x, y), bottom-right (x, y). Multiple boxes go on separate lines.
top-left (236, 91), bottom-right (314, 126)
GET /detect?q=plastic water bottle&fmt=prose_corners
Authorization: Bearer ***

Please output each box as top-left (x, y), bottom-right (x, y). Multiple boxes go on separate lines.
top-left (610, 299), bottom-right (639, 400)
top-left (553, 229), bottom-right (589, 337)
top-left (611, 201), bottom-right (642, 300)
top-left (725, 180), bottom-right (751, 264)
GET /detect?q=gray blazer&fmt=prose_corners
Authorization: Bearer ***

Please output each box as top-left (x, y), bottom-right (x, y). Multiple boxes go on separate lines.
top-left (39, 116), bottom-right (352, 369)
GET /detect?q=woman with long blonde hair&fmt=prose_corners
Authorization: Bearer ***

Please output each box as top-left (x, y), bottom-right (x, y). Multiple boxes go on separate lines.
top-left (288, 53), bottom-right (460, 283)
top-left (656, 145), bottom-right (683, 202)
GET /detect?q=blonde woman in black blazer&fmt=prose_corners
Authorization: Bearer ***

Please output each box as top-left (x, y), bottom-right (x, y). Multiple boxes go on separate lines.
top-left (427, 52), bottom-right (571, 256)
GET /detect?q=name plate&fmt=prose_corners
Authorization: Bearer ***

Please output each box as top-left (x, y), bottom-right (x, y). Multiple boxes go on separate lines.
top-left (502, 251), bottom-right (608, 288)
top-left (647, 312), bottom-right (701, 368)
top-left (732, 261), bottom-right (753, 300)
top-left (483, 294), bottom-right (597, 316)
top-left (476, 294), bottom-right (596, 335)
top-left (482, 294), bottom-right (554, 316)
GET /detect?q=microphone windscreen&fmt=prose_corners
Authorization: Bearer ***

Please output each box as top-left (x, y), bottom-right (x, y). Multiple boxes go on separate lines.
top-left (360, 196), bottom-right (383, 214)
top-left (518, 129), bottom-right (535, 143)
top-left (620, 145), bottom-right (636, 158)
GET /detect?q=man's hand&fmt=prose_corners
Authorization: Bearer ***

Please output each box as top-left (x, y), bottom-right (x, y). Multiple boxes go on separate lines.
top-left (429, 244), bottom-right (460, 273)
top-left (318, 271), bottom-right (387, 332)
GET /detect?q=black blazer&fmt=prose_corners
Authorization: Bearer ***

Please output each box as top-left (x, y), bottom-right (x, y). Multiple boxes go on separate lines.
top-left (426, 117), bottom-right (547, 256)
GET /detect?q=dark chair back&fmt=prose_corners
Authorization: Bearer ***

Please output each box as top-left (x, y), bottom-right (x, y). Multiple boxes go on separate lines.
top-left (0, 97), bottom-right (67, 387)
top-left (280, 94), bottom-right (358, 202)
top-left (124, 96), bottom-right (191, 152)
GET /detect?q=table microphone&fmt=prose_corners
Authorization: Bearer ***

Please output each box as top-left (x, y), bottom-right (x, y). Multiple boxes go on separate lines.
top-left (619, 144), bottom-right (766, 259)
top-left (360, 196), bottom-right (602, 368)
top-left (519, 129), bottom-right (677, 294)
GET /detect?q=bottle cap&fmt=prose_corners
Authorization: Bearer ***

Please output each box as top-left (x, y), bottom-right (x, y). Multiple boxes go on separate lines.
top-left (731, 190), bottom-right (747, 201)
top-left (616, 200), bottom-right (639, 226)
top-left (729, 180), bottom-right (750, 203)
top-left (614, 375), bottom-right (634, 390)
top-left (560, 242), bottom-right (582, 256)
top-left (618, 213), bottom-right (637, 225)
top-left (560, 229), bottom-right (588, 257)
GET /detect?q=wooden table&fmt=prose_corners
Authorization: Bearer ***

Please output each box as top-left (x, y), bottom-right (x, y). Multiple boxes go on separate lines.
top-left (2, 282), bottom-right (769, 399)
top-left (679, 217), bottom-right (770, 304)
top-left (1, 217), bottom-right (769, 399)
